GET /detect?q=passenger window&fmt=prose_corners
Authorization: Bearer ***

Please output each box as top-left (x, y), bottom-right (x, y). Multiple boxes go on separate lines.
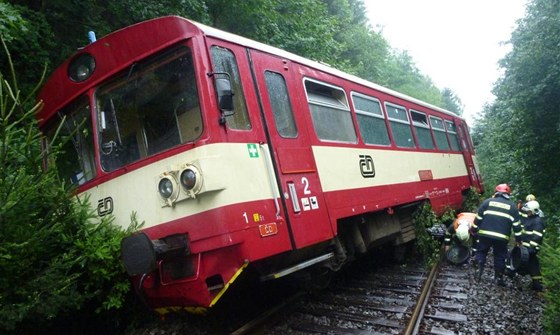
top-left (410, 110), bottom-right (435, 149)
top-left (352, 93), bottom-right (390, 145)
top-left (430, 116), bottom-right (450, 150)
top-left (445, 120), bottom-right (461, 151)
top-left (211, 46), bottom-right (251, 130)
top-left (385, 103), bottom-right (415, 148)
top-left (265, 71), bottom-right (297, 138)
top-left (305, 79), bottom-right (356, 143)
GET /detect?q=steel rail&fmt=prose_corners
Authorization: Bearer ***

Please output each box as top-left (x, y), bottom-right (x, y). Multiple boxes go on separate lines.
top-left (229, 291), bottom-right (304, 335)
top-left (404, 252), bottom-right (442, 335)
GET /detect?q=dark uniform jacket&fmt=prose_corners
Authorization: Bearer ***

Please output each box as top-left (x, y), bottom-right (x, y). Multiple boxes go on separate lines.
top-left (473, 195), bottom-right (522, 242)
top-left (521, 214), bottom-right (545, 253)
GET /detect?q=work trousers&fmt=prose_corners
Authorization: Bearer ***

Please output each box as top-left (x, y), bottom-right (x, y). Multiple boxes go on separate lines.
top-left (474, 235), bottom-right (509, 272)
top-left (527, 251), bottom-right (541, 279)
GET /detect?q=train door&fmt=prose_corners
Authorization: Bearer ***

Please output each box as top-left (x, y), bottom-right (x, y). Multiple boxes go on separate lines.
top-left (249, 50), bottom-right (334, 249)
top-left (455, 119), bottom-right (483, 190)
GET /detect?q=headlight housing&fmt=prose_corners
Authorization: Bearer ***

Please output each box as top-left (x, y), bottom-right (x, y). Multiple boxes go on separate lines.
top-left (156, 158), bottom-right (225, 208)
top-left (68, 53), bottom-right (96, 82)
top-left (179, 165), bottom-right (202, 196)
top-left (156, 173), bottom-right (179, 206)
top-left (158, 177), bottom-right (175, 199)
top-left (180, 169), bottom-right (197, 190)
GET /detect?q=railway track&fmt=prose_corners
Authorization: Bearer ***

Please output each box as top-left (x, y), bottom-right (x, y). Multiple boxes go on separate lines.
top-left (231, 252), bottom-right (474, 335)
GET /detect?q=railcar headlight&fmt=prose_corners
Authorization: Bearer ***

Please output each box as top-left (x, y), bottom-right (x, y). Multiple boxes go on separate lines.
top-left (68, 53), bottom-right (96, 82)
top-left (158, 177), bottom-right (175, 199)
top-left (180, 169), bottom-right (197, 190)
top-left (179, 165), bottom-right (202, 196)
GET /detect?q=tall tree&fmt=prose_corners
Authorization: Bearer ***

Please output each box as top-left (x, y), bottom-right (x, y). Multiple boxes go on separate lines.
top-left (441, 88), bottom-right (464, 115)
top-left (0, 3), bottom-right (54, 99)
top-left (476, 0), bottom-right (560, 204)
top-left (383, 50), bottom-right (443, 106)
top-left (323, 0), bottom-right (392, 82)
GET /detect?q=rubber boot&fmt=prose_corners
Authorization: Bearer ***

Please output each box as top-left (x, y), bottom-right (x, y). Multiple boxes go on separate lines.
top-left (495, 270), bottom-right (505, 287)
top-left (532, 279), bottom-right (544, 292)
top-left (476, 263), bottom-right (484, 281)
top-left (505, 264), bottom-right (515, 279)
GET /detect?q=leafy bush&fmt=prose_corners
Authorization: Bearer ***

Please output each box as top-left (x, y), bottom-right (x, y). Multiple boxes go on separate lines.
top-left (412, 203), bottom-right (455, 267)
top-left (0, 40), bottom-right (139, 334)
top-left (462, 187), bottom-right (483, 213)
top-left (541, 213), bottom-right (560, 334)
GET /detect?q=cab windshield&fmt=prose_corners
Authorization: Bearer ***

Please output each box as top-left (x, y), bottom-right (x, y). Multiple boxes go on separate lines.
top-left (44, 45), bottom-right (202, 186)
top-left (96, 45), bottom-right (201, 172)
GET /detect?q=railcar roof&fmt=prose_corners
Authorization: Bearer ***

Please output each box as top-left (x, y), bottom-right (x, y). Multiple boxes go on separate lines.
top-left (37, 16), bottom-right (461, 122)
top-left (188, 17), bottom-right (460, 119)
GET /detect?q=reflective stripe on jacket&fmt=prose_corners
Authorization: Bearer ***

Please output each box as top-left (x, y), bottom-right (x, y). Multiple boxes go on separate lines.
top-left (473, 195), bottom-right (522, 241)
top-left (521, 215), bottom-right (545, 252)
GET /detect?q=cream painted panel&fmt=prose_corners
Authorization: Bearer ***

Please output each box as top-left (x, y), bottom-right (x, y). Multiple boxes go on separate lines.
top-left (312, 146), bottom-right (468, 192)
top-left (80, 143), bottom-right (278, 229)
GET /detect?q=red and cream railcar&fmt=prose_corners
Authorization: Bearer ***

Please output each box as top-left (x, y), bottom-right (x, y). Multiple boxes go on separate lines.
top-left (37, 16), bottom-right (483, 314)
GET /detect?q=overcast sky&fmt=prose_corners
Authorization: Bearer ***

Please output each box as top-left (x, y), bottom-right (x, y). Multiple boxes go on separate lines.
top-left (365, 0), bottom-right (528, 126)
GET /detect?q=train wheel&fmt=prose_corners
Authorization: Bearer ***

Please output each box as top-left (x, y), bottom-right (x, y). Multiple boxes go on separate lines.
top-left (307, 266), bottom-right (333, 291)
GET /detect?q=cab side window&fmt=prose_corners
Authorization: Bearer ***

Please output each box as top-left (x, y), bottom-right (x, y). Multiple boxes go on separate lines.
top-left (46, 96), bottom-right (96, 186)
top-left (211, 46), bottom-right (251, 130)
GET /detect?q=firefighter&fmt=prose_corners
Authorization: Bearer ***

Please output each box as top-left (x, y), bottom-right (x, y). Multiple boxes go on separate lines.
top-left (520, 200), bottom-right (546, 291)
top-left (443, 212), bottom-right (476, 265)
top-left (520, 194), bottom-right (545, 218)
top-left (472, 184), bottom-right (523, 286)
top-left (444, 212), bottom-right (476, 251)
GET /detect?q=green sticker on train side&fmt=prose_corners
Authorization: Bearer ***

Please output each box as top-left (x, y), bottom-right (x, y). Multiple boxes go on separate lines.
top-left (247, 143), bottom-right (259, 158)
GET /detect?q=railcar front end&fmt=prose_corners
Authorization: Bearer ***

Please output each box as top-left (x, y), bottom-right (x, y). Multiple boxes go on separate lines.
top-left (37, 17), bottom-right (298, 313)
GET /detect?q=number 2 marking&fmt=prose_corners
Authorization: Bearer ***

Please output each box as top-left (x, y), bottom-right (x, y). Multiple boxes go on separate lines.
top-left (302, 177), bottom-right (311, 194)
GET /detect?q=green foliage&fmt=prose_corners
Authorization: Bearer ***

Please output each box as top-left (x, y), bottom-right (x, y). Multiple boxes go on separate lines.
top-left (4, 0), bottom-right (455, 118)
top-left (412, 203), bottom-right (455, 267)
top-left (441, 88), bottom-right (464, 116)
top-left (0, 4), bottom-right (54, 98)
top-left (0, 41), bottom-right (140, 334)
top-left (0, 2), bottom-right (27, 42)
top-left (539, 211), bottom-right (560, 335)
top-left (461, 187), bottom-right (483, 213)
top-left (383, 50), bottom-right (444, 107)
top-left (475, 0), bottom-right (560, 206)
top-left (541, 215), bottom-right (560, 334)
top-left (473, 0), bottom-right (560, 331)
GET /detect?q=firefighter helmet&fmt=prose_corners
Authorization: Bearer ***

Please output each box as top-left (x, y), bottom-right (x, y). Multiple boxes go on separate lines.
top-left (495, 184), bottom-right (511, 194)
top-left (456, 223), bottom-right (470, 242)
top-left (526, 194), bottom-right (536, 202)
top-left (522, 200), bottom-right (540, 215)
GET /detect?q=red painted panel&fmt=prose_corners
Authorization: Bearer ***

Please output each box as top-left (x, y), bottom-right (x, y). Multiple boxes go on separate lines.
top-left (419, 170), bottom-right (434, 181)
top-left (249, 50), bottom-right (335, 249)
top-left (277, 147), bottom-right (316, 173)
